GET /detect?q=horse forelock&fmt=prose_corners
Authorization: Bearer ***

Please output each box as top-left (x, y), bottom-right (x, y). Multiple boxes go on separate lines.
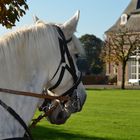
top-left (0, 22), bottom-right (56, 48)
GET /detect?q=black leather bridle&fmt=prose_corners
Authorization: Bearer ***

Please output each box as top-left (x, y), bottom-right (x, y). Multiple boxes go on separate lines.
top-left (39, 25), bottom-right (82, 111)
top-left (0, 99), bottom-right (33, 140)
top-left (49, 25), bottom-right (82, 95)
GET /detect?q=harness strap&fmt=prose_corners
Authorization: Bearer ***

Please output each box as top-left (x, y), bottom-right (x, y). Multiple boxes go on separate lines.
top-left (0, 88), bottom-right (69, 101)
top-left (49, 66), bottom-right (65, 91)
top-left (56, 26), bottom-right (77, 75)
top-left (48, 26), bottom-right (79, 94)
top-left (30, 101), bottom-right (59, 128)
top-left (49, 64), bottom-right (77, 91)
top-left (50, 36), bottom-right (72, 81)
top-left (62, 72), bottom-right (82, 96)
top-left (0, 99), bottom-right (33, 140)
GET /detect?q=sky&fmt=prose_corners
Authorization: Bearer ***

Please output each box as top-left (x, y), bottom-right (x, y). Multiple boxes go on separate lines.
top-left (0, 0), bottom-right (131, 39)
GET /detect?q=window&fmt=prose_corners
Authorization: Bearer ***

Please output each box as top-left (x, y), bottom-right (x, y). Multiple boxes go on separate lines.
top-left (129, 58), bottom-right (140, 80)
top-left (129, 47), bottom-right (140, 84)
top-left (130, 60), bottom-right (137, 79)
top-left (120, 14), bottom-right (128, 25)
top-left (137, 0), bottom-right (140, 9)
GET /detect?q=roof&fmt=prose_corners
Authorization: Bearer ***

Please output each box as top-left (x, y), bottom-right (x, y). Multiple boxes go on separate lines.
top-left (106, 0), bottom-right (140, 33)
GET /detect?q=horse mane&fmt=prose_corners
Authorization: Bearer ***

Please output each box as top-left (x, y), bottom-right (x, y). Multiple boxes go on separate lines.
top-left (0, 22), bottom-right (62, 90)
top-left (0, 21), bottom-right (84, 58)
top-left (0, 22), bottom-right (53, 49)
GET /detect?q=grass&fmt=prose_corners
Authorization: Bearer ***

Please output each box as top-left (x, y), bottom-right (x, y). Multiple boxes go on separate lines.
top-left (31, 89), bottom-right (140, 140)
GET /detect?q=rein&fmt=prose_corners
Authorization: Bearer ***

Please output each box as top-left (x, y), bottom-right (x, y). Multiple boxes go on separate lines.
top-left (0, 88), bottom-right (69, 140)
top-left (0, 88), bottom-right (69, 101)
top-left (0, 99), bottom-right (33, 140)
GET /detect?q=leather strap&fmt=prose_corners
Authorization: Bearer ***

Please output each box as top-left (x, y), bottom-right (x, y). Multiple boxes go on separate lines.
top-left (0, 100), bottom-right (33, 140)
top-left (0, 88), bottom-right (69, 101)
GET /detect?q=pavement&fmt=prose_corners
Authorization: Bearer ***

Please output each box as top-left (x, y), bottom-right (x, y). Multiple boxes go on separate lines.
top-left (85, 85), bottom-right (140, 90)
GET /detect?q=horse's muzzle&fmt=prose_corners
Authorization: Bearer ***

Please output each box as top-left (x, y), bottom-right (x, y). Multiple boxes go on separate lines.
top-left (46, 89), bottom-right (86, 125)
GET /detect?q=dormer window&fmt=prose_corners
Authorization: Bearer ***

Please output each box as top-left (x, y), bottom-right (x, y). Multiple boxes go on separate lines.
top-left (120, 14), bottom-right (128, 25)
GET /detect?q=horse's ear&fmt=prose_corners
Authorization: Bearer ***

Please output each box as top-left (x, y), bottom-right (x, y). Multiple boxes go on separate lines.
top-left (61, 10), bottom-right (80, 38)
top-left (33, 15), bottom-right (40, 23)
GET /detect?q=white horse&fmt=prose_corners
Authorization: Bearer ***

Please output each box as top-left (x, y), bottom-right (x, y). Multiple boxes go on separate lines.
top-left (0, 11), bottom-right (86, 140)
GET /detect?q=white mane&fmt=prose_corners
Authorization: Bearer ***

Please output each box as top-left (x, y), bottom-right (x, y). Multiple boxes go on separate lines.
top-left (0, 22), bottom-right (62, 88)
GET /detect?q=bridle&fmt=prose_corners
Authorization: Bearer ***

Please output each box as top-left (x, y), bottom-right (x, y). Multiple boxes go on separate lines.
top-left (37, 25), bottom-right (82, 125)
top-left (46, 25), bottom-right (82, 97)
top-left (0, 25), bottom-right (82, 140)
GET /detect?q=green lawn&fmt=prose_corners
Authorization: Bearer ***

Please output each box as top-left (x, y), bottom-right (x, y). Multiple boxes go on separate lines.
top-left (32, 89), bottom-right (140, 140)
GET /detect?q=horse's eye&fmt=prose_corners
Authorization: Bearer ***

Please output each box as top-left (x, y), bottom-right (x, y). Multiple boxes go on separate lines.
top-left (75, 54), bottom-right (79, 59)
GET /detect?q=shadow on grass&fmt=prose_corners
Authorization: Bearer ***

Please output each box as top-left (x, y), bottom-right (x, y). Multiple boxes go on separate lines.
top-left (31, 126), bottom-right (114, 140)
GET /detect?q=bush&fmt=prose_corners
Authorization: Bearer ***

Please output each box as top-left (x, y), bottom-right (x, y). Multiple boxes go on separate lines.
top-left (82, 75), bottom-right (108, 85)
top-left (108, 75), bottom-right (117, 85)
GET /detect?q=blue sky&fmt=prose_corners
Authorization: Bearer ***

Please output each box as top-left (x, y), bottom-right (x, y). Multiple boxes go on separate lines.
top-left (0, 0), bottom-right (130, 39)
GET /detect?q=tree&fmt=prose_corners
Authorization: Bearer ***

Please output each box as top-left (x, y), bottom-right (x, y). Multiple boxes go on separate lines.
top-left (103, 29), bottom-right (140, 89)
top-left (0, 0), bottom-right (28, 28)
top-left (79, 34), bottom-right (104, 75)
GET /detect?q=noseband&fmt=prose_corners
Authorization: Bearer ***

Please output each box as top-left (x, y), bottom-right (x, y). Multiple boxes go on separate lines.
top-left (0, 26), bottom-right (82, 140)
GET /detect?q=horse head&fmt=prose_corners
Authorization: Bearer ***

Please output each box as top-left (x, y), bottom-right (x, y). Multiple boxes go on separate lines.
top-left (35, 11), bottom-right (87, 125)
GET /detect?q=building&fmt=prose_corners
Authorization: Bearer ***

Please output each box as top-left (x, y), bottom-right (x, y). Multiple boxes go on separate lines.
top-left (105, 0), bottom-right (140, 86)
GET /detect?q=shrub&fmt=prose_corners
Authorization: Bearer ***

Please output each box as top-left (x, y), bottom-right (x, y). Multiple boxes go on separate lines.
top-left (82, 75), bottom-right (108, 85)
